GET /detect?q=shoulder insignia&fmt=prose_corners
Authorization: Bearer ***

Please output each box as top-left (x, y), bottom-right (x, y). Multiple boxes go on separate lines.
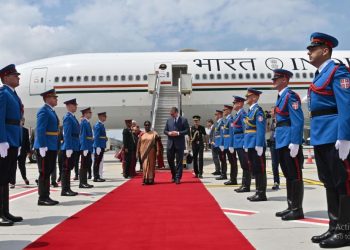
top-left (340, 78), bottom-right (350, 89)
top-left (292, 102), bottom-right (299, 110)
top-left (258, 115), bottom-right (264, 122)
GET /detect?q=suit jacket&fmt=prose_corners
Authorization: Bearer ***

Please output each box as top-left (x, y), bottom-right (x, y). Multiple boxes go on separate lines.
top-left (164, 116), bottom-right (189, 150)
top-left (21, 127), bottom-right (30, 154)
top-left (122, 127), bottom-right (136, 151)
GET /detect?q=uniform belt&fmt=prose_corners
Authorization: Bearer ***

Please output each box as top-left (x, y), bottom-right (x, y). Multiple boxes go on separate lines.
top-left (99, 136), bottom-right (107, 139)
top-left (214, 136), bottom-right (221, 138)
top-left (276, 120), bottom-right (291, 127)
top-left (310, 108), bottom-right (338, 118)
top-left (234, 131), bottom-right (243, 135)
top-left (245, 129), bottom-right (256, 133)
top-left (86, 136), bottom-right (93, 140)
top-left (46, 131), bottom-right (59, 136)
top-left (223, 135), bottom-right (230, 138)
top-left (5, 119), bottom-right (20, 126)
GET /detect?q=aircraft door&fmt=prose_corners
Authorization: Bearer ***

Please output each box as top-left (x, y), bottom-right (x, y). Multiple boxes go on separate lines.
top-left (172, 65), bottom-right (188, 87)
top-left (154, 63), bottom-right (172, 85)
top-left (29, 68), bottom-right (48, 95)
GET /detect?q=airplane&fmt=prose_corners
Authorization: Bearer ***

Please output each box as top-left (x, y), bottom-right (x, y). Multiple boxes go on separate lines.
top-left (14, 50), bottom-right (350, 129)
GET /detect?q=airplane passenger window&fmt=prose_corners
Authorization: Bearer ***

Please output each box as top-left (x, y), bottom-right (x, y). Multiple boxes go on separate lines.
top-left (210, 74), bottom-right (214, 80)
top-left (121, 75), bottom-right (126, 81)
top-left (76, 76), bottom-right (81, 82)
top-left (195, 74), bottom-right (200, 80)
top-left (295, 73), bottom-right (300, 79)
top-left (114, 75), bottom-right (118, 81)
top-left (54, 77), bottom-right (59, 82)
top-left (128, 75), bottom-right (133, 81)
top-left (136, 75), bottom-right (141, 81)
top-left (224, 74), bottom-right (229, 80)
top-left (91, 76), bottom-right (96, 82)
top-left (62, 77), bottom-right (66, 82)
top-left (69, 76), bottom-right (74, 82)
top-left (99, 76), bottom-right (104, 81)
top-left (302, 73), bottom-right (307, 78)
top-left (84, 76), bottom-right (89, 82)
top-left (202, 74), bottom-right (207, 80)
top-left (309, 72), bottom-right (314, 78)
top-left (253, 73), bottom-right (257, 79)
top-left (217, 74), bottom-right (222, 80)
top-left (245, 73), bottom-right (250, 79)
top-left (143, 75), bottom-right (147, 81)
top-left (231, 74), bottom-right (236, 79)
top-left (238, 73), bottom-right (243, 79)
top-left (106, 75), bottom-right (111, 81)
top-left (260, 73), bottom-right (265, 79)
top-left (267, 73), bottom-right (272, 79)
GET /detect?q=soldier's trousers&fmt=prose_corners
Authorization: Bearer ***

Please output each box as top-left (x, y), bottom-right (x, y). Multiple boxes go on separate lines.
top-left (220, 149), bottom-right (237, 180)
top-left (80, 151), bottom-right (92, 185)
top-left (0, 147), bottom-right (18, 185)
top-left (211, 147), bottom-right (221, 173)
top-left (192, 143), bottom-right (204, 175)
top-left (93, 149), bottom-right (105, 179)
top-left (36, 150), bottom-right (57, 200)
top-left (278, 146), bottom-right (303, 181)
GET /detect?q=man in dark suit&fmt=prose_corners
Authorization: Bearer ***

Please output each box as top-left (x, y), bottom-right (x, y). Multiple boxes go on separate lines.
top-left (122, 119), bottom-right (136, 179)
top-left (164, 107), bottom-right (189, 184)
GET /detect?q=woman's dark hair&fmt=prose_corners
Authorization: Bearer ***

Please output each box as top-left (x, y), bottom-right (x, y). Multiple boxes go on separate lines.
top-left (144, 120), bottom-right (151, 126)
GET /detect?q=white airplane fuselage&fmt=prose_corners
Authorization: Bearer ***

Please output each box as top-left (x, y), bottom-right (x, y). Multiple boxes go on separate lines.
top-left (15, 51), bottom-right (350, 129)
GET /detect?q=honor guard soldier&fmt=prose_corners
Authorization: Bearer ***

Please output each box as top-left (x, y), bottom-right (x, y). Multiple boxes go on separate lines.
top-left (231, 96), bottom-right (251, 193)
top-left (307, 32), bottom-right (350, 248)
top-left (272, 69), bottom-right (304, 220)
top-left (60, 98), bottom-right (79, 196)
top-left (79, 107), bottom-right (94, 188)
top-left (211, 110), bottom-right (224, 176)
top-left (244, 88), bottom-right (267, 202)
top-left (189, 115), bottom-right (206, 178)
top-left (93, 112), bottom-right (107, 182)
top-left (34, 89), bottom-right (60, 206)
top-left (0, 64), bottom-right (23, 225)
top-left (218, 105), bottom-right (238, 185)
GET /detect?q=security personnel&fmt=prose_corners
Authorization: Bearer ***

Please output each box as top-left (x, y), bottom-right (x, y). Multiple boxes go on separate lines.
top-left (231, 96), bottom-right (251, 193)
top-left (244, 88), bottom-right (267, 202)
top-left (211, 110), bottom-right (224, 176)
top-left (218, 105), bottom-right (238, 185)
top-left (307, 32), bottom-right (350, 248)
top-left (122, 119), bottom-right (135, 179)
top-left (0, 64), bottom-right (23, 225)
top-left (60, 98), bottom-right (79, 196)
top-left (93, 112), bottom-right (108, 182)
top-left (34, 89), bottom-right (60, 206)
top-left (272, 69), bottom-right (304, 221)
top-left (79, 107), bottom-right (94, 188)
top-left (189, 115), bottom-right (206, 178)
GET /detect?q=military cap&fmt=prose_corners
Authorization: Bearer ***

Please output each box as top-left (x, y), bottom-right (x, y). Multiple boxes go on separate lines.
top-left (271, 69), bottom-right (293, 80)
top-left (40, 89), bottom-right (58, 98)
top-left (63, 98), bottom-right (77, 105)
top-left (192, 115), bottom-right (201, 121)
top-left (0, 64), bottom-right (20, 78)
top-left (307, 32), bottom-right (338, 49)
top-left (245, 88), bottom-right (262, 97)
top-left (81, 107), bottom-right (91, 114)
top-left (124, 119), bottom-right (132, 123)
top-left (233, 96), bottom-right (246, 103)
top-left (215, 110), bottom-right (223, 114)
top-left (224, 104), bottom-right (233, 110)
top-left (98, 112), bottom-right (107, 116)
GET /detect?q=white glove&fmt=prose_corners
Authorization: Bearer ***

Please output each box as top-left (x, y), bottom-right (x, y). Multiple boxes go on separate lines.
top-left (66, 149), bottom-right (73, 158)
top-left (0, 142), bottom-right (9, 158)
top-left (229, 147), bottom-right (234, 153)
top-left (335, 140), bottom-right (350, 161)
top-left (96, 147), bottom-right (101, 155)
top-left (39, 147), bottom-right (48, 157)
top-left (255, 146), bottom-right (263, 156)
top-left (219, 146), bottom-right (224, 152)
top-left (243, 146), bottom-right (248, 152)
top-left (288, 143), bottom-right (299, 158)
top-left (17, 147), bottom-right (21, 156)
top-left (83, 150), bottom-right (88, 156)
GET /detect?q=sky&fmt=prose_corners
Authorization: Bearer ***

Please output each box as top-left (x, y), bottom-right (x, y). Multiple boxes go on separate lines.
top-left (1, 0), bottom-right (350, 66)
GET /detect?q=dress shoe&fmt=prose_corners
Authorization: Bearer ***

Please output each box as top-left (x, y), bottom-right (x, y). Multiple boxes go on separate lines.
top-left (47, 197), bottom-right (59, 205)
top-left (24, 179), bottom-right (30, 185)
top-left (93, 178), bottom-right (105, 182)
top-left (35, 179), bottom-right (38, 186)
top-left (88, 174), bottom-right (92, 179)
top-left (73, 176), bottom-right (79, 180)
top-left (216, 176), bottom-right (227, 180)
top-left (79, 183), bottom-right (93, 188)
top-left (0, 217), bottom-right (14, 226)
top-left (248, 193), bottom-right (267, 202)
top-left (272, 182), bottom-right (280, 190)
top-left (235, 187), bottom-right (250, 193)
top-left (175, 179), bottom-right (181, 184)
top-left (61, 190), bottom-right (77, 196)
top-left (211, 171), bottom-right (221, 176)
top-left (198, 174), bottom-right (203, 179)
top-left (69, 190), bottom-right (78, 195)
top-left (10, 184), bottom-right (15, 189)
top-left (311, 229), bottom-right (334, 243)
top-left (247, 193), bottom-right (258, 201)
top-left (51, 182), bottom-right (59, 188)
top-left (224, 180), bottom-right (237, 185)
top-left (319, 232), bottom-right (350, 248)
top-left (4, 213), bottom-right (23, 222)
top-left (38, 199), bottom-right (58, 206)
top-left (275, 208), bottom-right (291, 217)
top-left (281, 209), bottom-right (304, 220)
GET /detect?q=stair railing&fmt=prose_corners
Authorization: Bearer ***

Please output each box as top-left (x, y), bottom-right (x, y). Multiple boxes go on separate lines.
top-left (150, 75), bottom-right (161, 130)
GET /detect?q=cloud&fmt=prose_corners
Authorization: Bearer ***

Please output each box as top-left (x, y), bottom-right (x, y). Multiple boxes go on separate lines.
top-left (0, 0), bottom-right (349, 66)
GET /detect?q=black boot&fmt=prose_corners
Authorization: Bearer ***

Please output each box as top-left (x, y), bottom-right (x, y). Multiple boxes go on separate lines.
top-left (38, 177), bottom-right (58, 206)
top-left (319, 195), bottom-right (350, 248)
top-left (311, 189), bottom-right (339, 243)
top-left (282, 180), bottom-right (304, 220)
top-left (79, 168), bottom-right (93, 188)
top-left (3, 184), bottom-right (22, 222)
top-left (276, 180), bottom-right (292, 217)
top-left (249, 173), bottom-right (267, 202)
top-left (61, 170), bottom-right (76, 196)
top-left (236, 170), bottom-right (251, 192)
top-left (0, 186), bottom-right (13, 226)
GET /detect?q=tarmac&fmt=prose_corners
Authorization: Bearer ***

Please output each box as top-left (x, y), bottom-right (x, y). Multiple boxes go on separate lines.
top-left (0, 150), bottom-right (329, 250)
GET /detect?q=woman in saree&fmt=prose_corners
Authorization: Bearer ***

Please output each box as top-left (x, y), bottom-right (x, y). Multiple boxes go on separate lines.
top-left (137, 121), bottom-right (160, 185)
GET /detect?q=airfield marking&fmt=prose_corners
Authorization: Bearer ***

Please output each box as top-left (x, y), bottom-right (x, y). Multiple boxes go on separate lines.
top-left (9, 188), bottom-right (38, 201)
top-left (222, 208), bottom-right (258, 216)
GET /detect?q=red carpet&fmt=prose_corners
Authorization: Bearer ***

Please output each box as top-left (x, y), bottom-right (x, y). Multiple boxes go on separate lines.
top-left (25, 171), bottom-right (254, 250)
